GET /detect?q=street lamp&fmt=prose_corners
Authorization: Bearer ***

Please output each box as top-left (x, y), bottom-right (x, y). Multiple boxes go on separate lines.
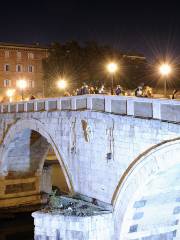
top-left (107, 62), bottom-right (118, 95)
top-left (57, 79), bottom-right (67, 90)
top-left (17, 79), bottom-right (27, 100)
top-left (6, 89), bottom-right (15, 102)
top-left (159, 63), bottom-right (172, 97)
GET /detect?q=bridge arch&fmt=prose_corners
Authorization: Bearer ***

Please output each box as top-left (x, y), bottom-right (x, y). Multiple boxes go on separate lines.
top-left (113, 137), bottom-right (180, 240)
top-left (0, 118), bottom-right (74, 194)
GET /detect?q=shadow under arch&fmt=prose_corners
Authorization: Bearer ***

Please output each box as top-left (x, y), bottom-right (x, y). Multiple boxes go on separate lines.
top-left (112, 137), bottom-right (180, 240)
top-left (0, 118), bottom-right (74, 194)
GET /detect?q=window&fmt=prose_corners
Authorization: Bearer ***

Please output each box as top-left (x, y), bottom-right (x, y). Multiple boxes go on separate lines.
top-left (28, 65), bottom-right (34, 72)
top-left (16, 64), bottom-right (22, 72)
top-left (28, 52), bottom-right (34, 59)
top-left (5, 51), bottom-right (9, 58)
top-left (17, 51), bottom-right (21, 58)
top-left (28, 80), bottom-right (35, 88)
top-left (4, 64), bottom-right (10, 71)
top-left (4, 79), bottom-right (11, 87)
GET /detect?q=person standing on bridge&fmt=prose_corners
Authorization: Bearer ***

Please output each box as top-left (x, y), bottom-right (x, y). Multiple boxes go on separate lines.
top-left (172, 89), bottom-right (178, 99)
top-left (30, 95), bottom-right (35, 100)
top-left (115, 85), bottom-right (122, 95)
top-left (81, 83), bottom-right (89, 95)
top-left (135, 85), bottom-right (143, 97)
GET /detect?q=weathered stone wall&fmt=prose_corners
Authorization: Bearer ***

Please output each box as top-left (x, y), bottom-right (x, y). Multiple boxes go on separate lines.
top-left (32, 211), bottom-right (114, 240)
top-left (40, 166), bottom-right (52, 193)
top-left (0, 110), bottom-right (180, 204)
top-left (7, 129), bottom-right (31, 172)
top-left (30, 136), bottom-right (50, 171)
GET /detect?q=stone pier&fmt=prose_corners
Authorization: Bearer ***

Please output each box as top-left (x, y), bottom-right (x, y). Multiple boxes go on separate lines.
top-left (32, 211), bottom-right (114, 240)
top-left (32, 196), bottom-right (114, 240)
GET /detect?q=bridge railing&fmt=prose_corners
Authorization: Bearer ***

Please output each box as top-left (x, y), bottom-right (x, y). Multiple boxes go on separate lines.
top-left (0, 95), bottom-right (180, 122)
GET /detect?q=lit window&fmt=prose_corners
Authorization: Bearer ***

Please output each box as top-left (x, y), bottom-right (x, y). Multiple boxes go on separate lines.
top-left (28, 52), bottom-right (34, 59)
top-left (4, 79), bottom-right (11, 87)
top-left (16, 64), bottom-right (22, 72)
top-left (5, 51), bottom-right (9, 58)
top-left (4, 64), bottom-right (10, 71)
top-left (17, 51), bottom-right (21, 58)
top-left (28, 80), bottom-right (35, 88)
top-left (28, 65), bottom-right (34, 72)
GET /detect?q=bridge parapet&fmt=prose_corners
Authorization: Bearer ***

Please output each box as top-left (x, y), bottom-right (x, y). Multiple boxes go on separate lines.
top-left (0, 95), bottom-right (180, 122)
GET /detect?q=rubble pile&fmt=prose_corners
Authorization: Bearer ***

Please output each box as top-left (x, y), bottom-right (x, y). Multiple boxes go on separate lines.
top-left (43, 194), bottom-right (111, 217)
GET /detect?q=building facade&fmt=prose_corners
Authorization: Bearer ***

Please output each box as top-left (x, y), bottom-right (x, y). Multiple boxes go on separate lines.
top-left (0, 42), bottom-right (48, 100)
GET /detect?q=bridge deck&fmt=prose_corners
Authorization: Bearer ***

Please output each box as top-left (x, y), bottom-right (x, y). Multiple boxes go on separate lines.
top-left (0, 95), bottom-right (180, 123)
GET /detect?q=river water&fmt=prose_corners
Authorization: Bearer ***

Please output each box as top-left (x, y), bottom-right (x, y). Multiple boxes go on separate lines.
top-left (0, 212), bottom-right (34, 240)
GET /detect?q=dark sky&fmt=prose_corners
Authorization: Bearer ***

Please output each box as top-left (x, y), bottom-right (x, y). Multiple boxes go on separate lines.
top-left (1, 0), bottom-right (180, 59)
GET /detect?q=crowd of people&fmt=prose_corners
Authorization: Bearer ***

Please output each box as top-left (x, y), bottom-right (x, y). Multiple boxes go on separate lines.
top-left (64, 82), bottom-right (154, 98)
top-left (65, 83), bottom-right (179, 99)
top-left (75, 84), bottom-right (106, 95)
top-left (1, 83), bottom-right (179, 103)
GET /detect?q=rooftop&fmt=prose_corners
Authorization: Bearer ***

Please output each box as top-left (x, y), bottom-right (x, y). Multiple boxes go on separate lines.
top-left (0, 42), bottom-right (48, 50)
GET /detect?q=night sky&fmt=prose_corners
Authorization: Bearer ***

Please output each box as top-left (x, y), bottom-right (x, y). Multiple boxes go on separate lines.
top-left (1, 0), bottom-right (180, 59)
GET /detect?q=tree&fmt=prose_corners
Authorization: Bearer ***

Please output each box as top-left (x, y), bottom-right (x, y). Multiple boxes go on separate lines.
top-left (43, 41), bottom-right (148, 97)
top-left (43, 41), bottom-right (86, 97)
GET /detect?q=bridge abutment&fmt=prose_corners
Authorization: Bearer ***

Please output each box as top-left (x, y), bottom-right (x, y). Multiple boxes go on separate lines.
top-left (32, 196), bottom-right (114, 240)
top-left (33, 212), bottom-right (114, 240)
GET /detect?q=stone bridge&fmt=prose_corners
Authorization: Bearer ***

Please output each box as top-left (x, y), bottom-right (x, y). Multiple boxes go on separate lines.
top-left (1, 95), bottom-right (180, 240)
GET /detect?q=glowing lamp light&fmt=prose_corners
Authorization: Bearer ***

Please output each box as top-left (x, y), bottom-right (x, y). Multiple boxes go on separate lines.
top-left (159, 63), bottom-right (172, 97)
top-left (159, 64), bottom-right (171, 76)
top-left (6, 89), bottom-right (15, 98)
top-left (17, 79), bottom-right (27, 100)
top-left (57, 79), bottom-right (67, 89)
top-left (106, 62), bottom-right (118, 95)
top-left (107, 62), bottom-right (118, 74)
top-left (6, 89), bottom-right (15, 102)
top-left (17, 79), bottom-right (27, 89)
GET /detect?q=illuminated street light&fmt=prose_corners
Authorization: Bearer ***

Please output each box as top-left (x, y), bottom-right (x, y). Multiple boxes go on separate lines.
top-left (159, 63), bottom-right (172, 97)
top-left (6, 89), bottom-right (15, 102)
top-left (107, 62), bottom-right (118, 95)
top-left (17, 79), bottom-right (27, 100)
top-left (107, 62), bottom-right (118, 73)
top-left (57, 79), bottom-right (67, 90)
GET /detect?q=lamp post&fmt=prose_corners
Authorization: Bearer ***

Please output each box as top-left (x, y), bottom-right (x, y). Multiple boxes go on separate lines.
top-left (159, 63), bottom-right (171, 97)
top-left (6, 89), bottom-right (15, 102)
top-left (17, 79), bottom-right (27, 100)
top-left (107, 62), bottom-right (118, 95)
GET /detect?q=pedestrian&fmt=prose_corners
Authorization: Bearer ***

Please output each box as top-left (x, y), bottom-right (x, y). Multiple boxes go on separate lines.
top-left (144, 86), bottom-right (152, 98)
top-left (81, 83), bottom-right (89, 95)
top-left (84, 84), bottom-right (89, 94)
top-left (90, 87), bottom-right (95, 94)
top-left (64, 91), bottom-right (70, 97)
top-left (76, 88), bottom-right (81, 95)
top-left (172, 89), bottom-right (178, 99)
top-left (115, 85), bottom-right (122, 96)
top-left (94, 87), bottom-right (99, 94)
top-left (99, 85), bottom-right (105, 94)
top-left (135, 86), bottom-right (143, 97)
top-left (30, 95), bottom-right (35, 100)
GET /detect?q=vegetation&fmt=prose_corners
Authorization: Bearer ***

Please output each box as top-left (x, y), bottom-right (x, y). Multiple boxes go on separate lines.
top-left (48, 190), bottom-right (61, 209)
top-left (43, 41), bottom-right (148, 97)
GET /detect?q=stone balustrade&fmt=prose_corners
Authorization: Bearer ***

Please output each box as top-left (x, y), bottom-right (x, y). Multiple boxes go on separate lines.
top-left (0, 95), bottom-right (180, 122)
